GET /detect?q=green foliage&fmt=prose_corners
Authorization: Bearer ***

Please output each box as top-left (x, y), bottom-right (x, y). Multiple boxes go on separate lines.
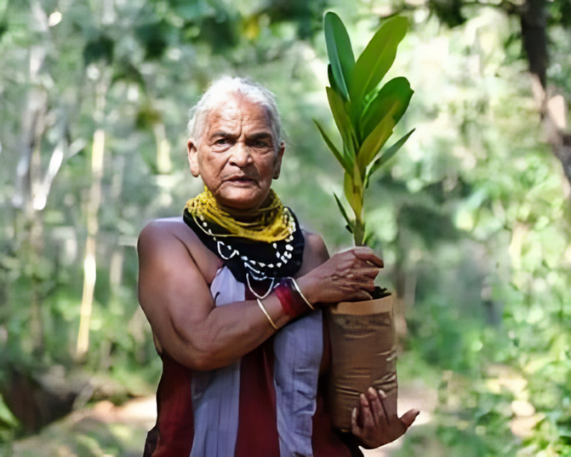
top-left (349, 16), bottom-right (408, 110)
top-left (0, 0), bottom-right (331, 443)
top-left (1, 1), bottom-right (571, 455)
top-left (83, 35), bottom-right (115, 65)
top-left (364, 128), bottom-right (415, 189)
top-left (360, 77), bottom-right (413, 140)
top-left (324, 12), bottom-right (354, 100)
top-left (0, 395), bottom-right (18, 444)
top-left (319, 11), bottom-right (414, 245)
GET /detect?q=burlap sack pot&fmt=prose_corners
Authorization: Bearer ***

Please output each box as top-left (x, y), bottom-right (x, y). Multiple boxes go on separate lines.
top-left (326, 293), bottom-right (397, 432)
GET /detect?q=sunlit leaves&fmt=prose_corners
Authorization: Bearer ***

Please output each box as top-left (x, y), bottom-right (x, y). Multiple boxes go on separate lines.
top-left (344, 170), bottom-right (363, 217)
top-left (326, 86), bottom-right (356, 155)
top-left (319, 12), bottom-right (413, 245)
top-left (334, 193), bottom-right (354, 233)
top-left (357, 114), bottom-right (394, 172)
top-left (324, 11), bottom-right (354, 101)
top-left (364, 128), bottom-right (415, 189)
top-left (314, 119), bottom-right (353, 175)
top-left (349, 16), bottom-right (408, 110)
top-left (360, 77), bottom-right (413, 140)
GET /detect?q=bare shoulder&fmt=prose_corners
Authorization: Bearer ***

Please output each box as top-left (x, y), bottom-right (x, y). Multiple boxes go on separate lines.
top-left (138, 217), bottom-right (189, 249)
top-left (137, 217), bottom-right (197, 281)
top-left (138, 216), bottom-right (221, 284)
top-left (298, 230), bottom-right (330, 276)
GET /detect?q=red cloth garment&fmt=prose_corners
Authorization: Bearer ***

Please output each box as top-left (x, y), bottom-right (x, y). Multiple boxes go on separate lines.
top-left (144, 204), bottom-right (359, 456)
top-left (143, 343), bottom-right (354, 457)
top-left (143, 352), bottom-right (194, 457)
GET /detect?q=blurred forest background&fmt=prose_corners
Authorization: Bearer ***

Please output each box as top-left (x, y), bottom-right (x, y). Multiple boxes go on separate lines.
top-left (1, 0), bottom-right (571, 456)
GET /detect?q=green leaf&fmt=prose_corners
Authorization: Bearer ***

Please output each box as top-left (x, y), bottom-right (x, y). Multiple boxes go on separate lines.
top-left (324, 12), bottom-right (354, 100)
top-left (360, 77), bottom-right (413, 140)
top-left (314, 120), bottom-right (353, 175)
top-left (326, 86), bottom-right (357, 155)
top-left (357, 114), bottom-right (395, 172)
top-left (364, 128), bottom-right (415, 188)
top-left (349, 16), bottom-right (408, 109)
top-left (327, 64), bottom-right (341, 96)
top-left (344, 166), bottom-right (363, 217)
top-left (334, 193), bottom-right (354, 233)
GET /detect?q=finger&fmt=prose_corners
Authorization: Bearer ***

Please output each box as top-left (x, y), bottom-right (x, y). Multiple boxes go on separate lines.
top-left (377, 389), bottom-right (391, 420)
top-left (358, 267), bottom-right (382, 278)
top-left (352, 248), bottom-right (383, 267)
top-left (352, 290), bottom-right (373, 301)
top-left (343, 271), bottom-right (377, 287)
top-left (353, 277), bottom-right (377, 292)
top-left (400, 409), bottom-right (420, 430)
top-left (360, 393), bottom-right (375, 431)
top-left (367, 387), bottom-right (387, 427)
top-left (345, 268), bottom-right (380, 284)
top-left (351, 407), bottom-right (362, 437)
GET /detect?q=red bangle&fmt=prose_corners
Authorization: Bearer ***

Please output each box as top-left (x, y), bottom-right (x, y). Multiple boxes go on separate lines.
top-left (274, 277), bottom-right (314, 318)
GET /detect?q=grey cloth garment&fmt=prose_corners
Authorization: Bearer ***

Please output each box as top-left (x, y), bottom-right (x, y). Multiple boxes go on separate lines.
top-left (274, 309), bottom-right (323, 457)
top-left (190, 267), bottom-right (243, 457)
top-left (190, 267), bottom-right (323, 457)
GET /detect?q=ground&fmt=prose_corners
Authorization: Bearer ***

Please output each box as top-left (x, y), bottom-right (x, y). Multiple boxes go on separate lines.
top-left (8, 380), bottom-right (436, 457)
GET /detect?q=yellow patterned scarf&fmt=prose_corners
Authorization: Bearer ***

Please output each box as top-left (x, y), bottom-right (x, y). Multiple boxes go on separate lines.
top-left (185, 188), bottom-right (294, 243)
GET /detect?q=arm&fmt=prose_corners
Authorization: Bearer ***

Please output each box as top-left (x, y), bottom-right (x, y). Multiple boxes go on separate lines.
top-left (138, 220), bottom-right (291, 371)
top-left (138, 221), bottom-right (382, 371)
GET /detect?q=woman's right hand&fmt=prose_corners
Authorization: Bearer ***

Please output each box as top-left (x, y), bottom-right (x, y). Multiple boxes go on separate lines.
top-left (296, 247), bottom-right (383, 305)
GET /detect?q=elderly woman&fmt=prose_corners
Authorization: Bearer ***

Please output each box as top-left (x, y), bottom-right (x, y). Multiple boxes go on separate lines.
top-left (138, 77), bottom-right (418, 457)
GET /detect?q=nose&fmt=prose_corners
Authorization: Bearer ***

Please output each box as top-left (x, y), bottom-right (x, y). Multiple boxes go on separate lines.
top-left (229, 141), bottom-right (252, 167)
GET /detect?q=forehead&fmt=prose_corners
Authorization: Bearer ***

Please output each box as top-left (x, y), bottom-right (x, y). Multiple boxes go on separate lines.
top-left (202, 96), bottom-right (273, 137)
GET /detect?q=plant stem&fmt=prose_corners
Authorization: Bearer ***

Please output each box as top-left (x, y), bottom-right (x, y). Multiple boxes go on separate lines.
top-left (353, 216), bottom-right (365, 246)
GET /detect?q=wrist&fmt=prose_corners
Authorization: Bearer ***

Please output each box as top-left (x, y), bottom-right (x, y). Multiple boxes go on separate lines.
top-left (274, 277), bottom-right (315, 318)
top-left (294, 275), bottom-right (319, 305)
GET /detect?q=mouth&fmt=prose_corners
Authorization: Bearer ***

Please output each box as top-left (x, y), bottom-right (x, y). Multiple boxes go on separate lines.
top-left (227, 177), bottom-right (256, 184)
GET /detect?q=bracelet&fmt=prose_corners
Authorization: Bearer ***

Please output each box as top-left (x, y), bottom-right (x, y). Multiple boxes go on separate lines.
top-left (289, 277), bottom-right (315, 310)
top-left (257, 298), bottom-right (278, 330)
top-left (273, 277), bottom-right (314, 318)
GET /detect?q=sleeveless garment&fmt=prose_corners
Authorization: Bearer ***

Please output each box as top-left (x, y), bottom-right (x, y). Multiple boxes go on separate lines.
top-left (143, 267), bottom-right (356, 457)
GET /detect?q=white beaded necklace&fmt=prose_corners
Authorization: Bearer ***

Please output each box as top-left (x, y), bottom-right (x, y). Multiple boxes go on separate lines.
top-left (192, 213), bottom-right (297, 299)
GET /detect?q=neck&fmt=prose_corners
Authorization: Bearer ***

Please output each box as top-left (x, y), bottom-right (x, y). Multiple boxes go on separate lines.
top-left (185, 187), bottom-right (290, 243)
top-left (215, 194), bottom-right (273, 222)
top-left (219, 204), bottom-right (260, 222)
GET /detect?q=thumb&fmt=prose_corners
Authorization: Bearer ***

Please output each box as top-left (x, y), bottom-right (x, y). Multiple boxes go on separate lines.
top-left (399, 409), bottom-right (420, 430)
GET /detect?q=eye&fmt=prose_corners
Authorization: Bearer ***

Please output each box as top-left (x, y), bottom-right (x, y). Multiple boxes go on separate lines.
top-left (251, 139), bottom-right (271, 148)
top-left (215, 138), bottom-right (228, 145)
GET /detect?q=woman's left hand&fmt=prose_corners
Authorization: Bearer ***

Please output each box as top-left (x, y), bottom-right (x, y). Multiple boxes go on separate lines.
top-left (351, 387), bottom-right (419, 449)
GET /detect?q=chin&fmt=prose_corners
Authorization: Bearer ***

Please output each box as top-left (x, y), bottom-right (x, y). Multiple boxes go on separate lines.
top-left (218, 188), bottom-right (267, 211)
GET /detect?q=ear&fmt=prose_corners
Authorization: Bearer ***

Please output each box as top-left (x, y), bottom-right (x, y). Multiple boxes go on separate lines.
top-left (273, 142), bottom-right (286, 180)
top-left (187, 138), bottom-right (200, 177)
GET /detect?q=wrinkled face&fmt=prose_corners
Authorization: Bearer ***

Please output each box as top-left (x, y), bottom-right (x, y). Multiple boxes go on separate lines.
top-left (188, 96), bottom-right (285, 212)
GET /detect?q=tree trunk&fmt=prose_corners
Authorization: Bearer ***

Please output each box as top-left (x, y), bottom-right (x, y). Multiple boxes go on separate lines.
top-left (76, 128), bottom-right (105, 359)
top-left (12, 44), bottom-right (49, 356)
top-left (153, 122), bottom-right (172, 174)
top-left (520, 0), bottom-right (571, 189)
top-left (75, 68), bottom-right (109, 360)
top-left (520, 0), bottom-right (547, 88)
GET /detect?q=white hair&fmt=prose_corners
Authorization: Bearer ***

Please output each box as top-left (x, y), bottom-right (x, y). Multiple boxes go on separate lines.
top-left (187, 77), bottom-right (284, 149)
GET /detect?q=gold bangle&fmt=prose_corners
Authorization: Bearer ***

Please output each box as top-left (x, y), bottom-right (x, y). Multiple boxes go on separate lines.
top-left (290, 278), bottom-right (315, 310)
top-left (257, 298), bottom-right (278, 330)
